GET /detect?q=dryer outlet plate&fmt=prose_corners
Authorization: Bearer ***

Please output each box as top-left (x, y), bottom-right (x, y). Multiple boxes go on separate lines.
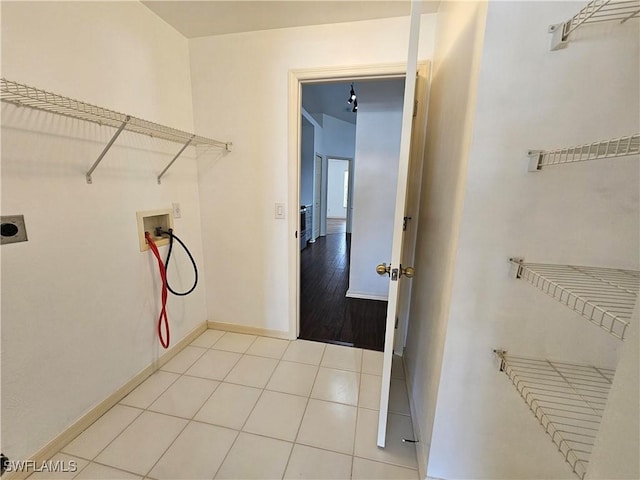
top-left (1, 215), bottom-right (28, 245)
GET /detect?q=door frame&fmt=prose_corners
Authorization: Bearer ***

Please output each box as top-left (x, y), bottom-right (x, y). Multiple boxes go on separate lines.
top-left (311, 153), bottom-right (324, 241)
top-left (287, 62), bottom-right (426, 339)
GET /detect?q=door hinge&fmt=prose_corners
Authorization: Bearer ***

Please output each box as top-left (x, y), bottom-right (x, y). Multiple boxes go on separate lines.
top-left (403, 216), bottom-right (412, 231)
top-left (395, 317), bottom-right (399, 329)
top-left (295, 230), bottom-right (298, 238)
top-left (413, 100), bottom-right (418, 117)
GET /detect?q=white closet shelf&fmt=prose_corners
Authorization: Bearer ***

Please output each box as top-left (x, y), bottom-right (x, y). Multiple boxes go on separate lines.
top-left (0, 78), bottom-right (232, 184)
top-left (509, 259), bottom-right (639, 340)
top-left (549, 0), bottom-right (640, 50)
top-left (493, 350), bottom-right (615, 479)
top-left (527, 133), bottom-right (640, 171)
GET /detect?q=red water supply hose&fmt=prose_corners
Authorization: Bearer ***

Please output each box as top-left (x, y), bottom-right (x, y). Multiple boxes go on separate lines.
top-left (145, 232), bottom-right (170, 349)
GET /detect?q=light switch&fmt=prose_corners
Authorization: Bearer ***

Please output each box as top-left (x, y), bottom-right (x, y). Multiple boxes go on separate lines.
top-left (172, 202), bottom-right (182, 219)
top-left (275, 203), bottom-right (286, 219)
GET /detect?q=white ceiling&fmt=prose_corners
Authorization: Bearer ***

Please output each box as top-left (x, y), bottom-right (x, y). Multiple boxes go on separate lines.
top-left (302, 77), bottom-right (405, 124)
top-left (142, 0), bottom-right (440, 38)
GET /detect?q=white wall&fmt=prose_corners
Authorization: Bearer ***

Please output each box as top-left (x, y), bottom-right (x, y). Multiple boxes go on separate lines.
top-left (347, 80), bottom-right (405, 300)
top-left (189, 15), bottom-right (437, 332)
top-left (302, 108), bottom-right (324, 159)
top-left (403, 2), bottom-right (488, 476)
top-left (1, 2), bottom-right (207, 461)
top-left (300, 116), bottom-right (315, 206)
top-left (321, 114), bottom-right (356, 160)
top-left (326, 159), bottom-right (348, 218)
top-left (301, 109), bottom-right (324, 237)
top-left (425, 2), bottom-right (639, 479)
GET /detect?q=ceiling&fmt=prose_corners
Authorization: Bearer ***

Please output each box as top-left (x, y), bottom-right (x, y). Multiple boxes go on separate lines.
top-left (302, 77), bottom-right (405, 124)
top-left (142, 1), bottom-right (440, 38)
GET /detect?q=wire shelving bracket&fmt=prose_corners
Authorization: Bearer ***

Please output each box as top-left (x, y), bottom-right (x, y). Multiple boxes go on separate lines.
top-left (549, 0), bottom-right (640, 50)
top-left (527, 134), bottom-right (640, 171)
top-left (0, 78), bottom-right (232, 184)
top-left (493, 350), bottom-right (615, 479)
top-left (509, 258), bottom-right (639, 340)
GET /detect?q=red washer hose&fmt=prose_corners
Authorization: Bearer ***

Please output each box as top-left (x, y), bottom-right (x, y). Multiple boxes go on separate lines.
top-left (145, 232), bottom-right (170, 349)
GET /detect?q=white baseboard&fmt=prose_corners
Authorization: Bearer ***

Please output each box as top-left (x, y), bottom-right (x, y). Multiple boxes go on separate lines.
top-left (403, 355), bottom-right (429, 480)
top-left (3, 322), bottom-right (207, 480)
top-left (345, 290), bottom-right (388, 302)
top-left (207, 320), bottom-right (292, 340)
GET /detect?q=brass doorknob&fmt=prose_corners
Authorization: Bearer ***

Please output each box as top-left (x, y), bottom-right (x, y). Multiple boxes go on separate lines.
top-left (401, 266), bottom-right (415, 278)
top-left (376, 263), bottom-right (390, 276)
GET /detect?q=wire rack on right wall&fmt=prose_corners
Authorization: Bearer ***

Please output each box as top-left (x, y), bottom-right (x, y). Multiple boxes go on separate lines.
top-left (510, 260), bottom-right (639, 340)
top-left (495, 351), bottom-right (616, 479)
top-left (549, 0), bottom-right (640, 50)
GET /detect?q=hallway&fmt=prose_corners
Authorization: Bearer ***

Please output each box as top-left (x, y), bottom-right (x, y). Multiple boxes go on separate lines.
top-left (299, 233), bottom-right (387, 351)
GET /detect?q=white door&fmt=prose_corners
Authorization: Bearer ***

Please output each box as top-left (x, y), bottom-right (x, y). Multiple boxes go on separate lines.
top-left (394, 63), bottom-right (430, 355)
top-left (312, 154), bottom-right (322, 240)
top-left (377, 0), bottom-right (423, 447)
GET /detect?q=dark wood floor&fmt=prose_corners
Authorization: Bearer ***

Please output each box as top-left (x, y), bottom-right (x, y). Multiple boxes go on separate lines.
top-left (299, 233), bottom-right (387, 351)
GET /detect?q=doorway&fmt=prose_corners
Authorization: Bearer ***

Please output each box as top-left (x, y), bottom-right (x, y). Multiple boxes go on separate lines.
top-left (296, 76), bottom-right (406, 351)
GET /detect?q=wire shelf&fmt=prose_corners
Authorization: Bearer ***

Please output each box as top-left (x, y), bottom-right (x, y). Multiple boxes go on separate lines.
top-left (528, 134), bottom-right (640, 171)
top-left (550, 0), bottom-right (640, 50)
top-left (510, 260), bottom-right (639, 340)
top-left (494, 351), bottom-right (615, 479)
top-left (0, 78), bottom-right (232, 183)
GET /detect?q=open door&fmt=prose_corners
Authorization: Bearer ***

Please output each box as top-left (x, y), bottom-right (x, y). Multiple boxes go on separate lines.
top-left (377, 0), bottom-right (423, 447)
top-left (394, 64), bottom-right (430, 354)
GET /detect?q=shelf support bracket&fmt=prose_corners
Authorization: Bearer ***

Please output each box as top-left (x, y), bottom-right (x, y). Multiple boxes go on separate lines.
top-left (548, 23), bottom-right (569, 51)
top-left (509, 257), bottom-right (524, 279)
top-left (527, 151), bottom-right (543, 172)
top-left (86, 116), bottom-right (131, 184)
top-left (492, 349), bottom-right (507, 371)
top-left (157, 135), bottom-right (195, 184)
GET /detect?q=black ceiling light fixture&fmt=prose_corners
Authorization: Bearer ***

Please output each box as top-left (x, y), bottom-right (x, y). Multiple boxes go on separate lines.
top-left (347, 83), bottom-right (358, 113)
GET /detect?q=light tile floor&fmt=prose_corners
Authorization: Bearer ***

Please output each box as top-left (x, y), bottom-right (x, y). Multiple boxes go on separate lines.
top-left (32, 331), bottom-right (419, 480)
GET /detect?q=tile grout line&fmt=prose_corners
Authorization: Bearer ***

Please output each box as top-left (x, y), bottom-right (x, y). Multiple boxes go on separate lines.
top-left (108, 374), bottom-right (204, 477)
top-left (186, 333), bottom-right (259, 479)
top-left (60, 366), bottom-right (188, 477)
top-left (61, 406), bottom-right (145, 466)
top-left (351, 348), bottom-right (365, 479)
top-left (58, 334), bottom-right (412, 479)
top-left (211, 339), bottom-right (292, 480)
top-left (186, 328), bottom-right (258, 422)
top-left (159, 344), bottom-right (208, 375)
top-left (120, 370), bottom-right (183, 409)
top-left (77, 458), bottom-right (150, 479)
top-left (63, 366), bottom-right (186, 461)
top-left (70, 332), bottom-right (231, 478)
top-left (280, 342), bottom-right (328, 479)
top-left (141, 337), bottom-right (243, 479)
